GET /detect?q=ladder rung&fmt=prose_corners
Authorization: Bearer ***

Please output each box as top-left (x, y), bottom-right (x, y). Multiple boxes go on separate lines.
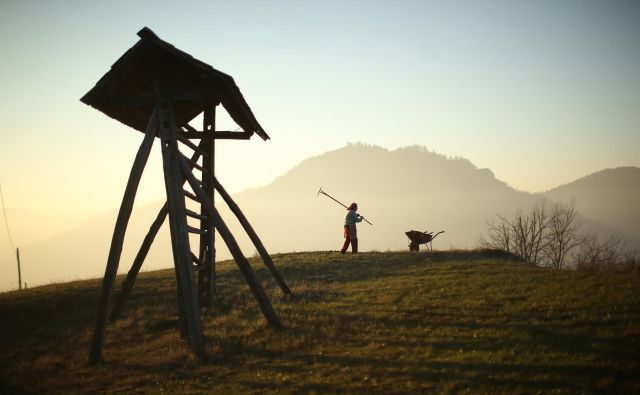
top-left (184, 190), bottom-right (200, 203)
top-left (187, 225), bottom-right (207, 235)
top-left (185, 208), bottom-right (207, 220)
top-left (177, 134), bottom-right (206, 156)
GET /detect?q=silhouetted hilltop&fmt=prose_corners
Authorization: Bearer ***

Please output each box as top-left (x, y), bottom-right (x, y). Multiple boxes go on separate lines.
top-left (262, 144), bottom-right (509, 197)
top-left (228, 144), bottom-right (535, 253)
top-left (543, 167), bottom-right (640, 239)
top-left (3, 144), bottom-right (637, 292)
top-left (229, 145), bottom-right (639, 254)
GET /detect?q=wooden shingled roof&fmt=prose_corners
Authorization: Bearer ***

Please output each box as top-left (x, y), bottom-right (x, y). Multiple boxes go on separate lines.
top-left (81, 27), bottom-right (269, 140)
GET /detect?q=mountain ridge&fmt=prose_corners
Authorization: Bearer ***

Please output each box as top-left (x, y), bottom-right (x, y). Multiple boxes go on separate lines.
top-left (2, 144), bottom-right (637, 291)
top-left (543, 166), bottom-right (640, 238)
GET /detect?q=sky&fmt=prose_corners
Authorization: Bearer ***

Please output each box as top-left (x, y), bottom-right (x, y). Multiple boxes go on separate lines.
top-left (1, 0), bottom-right (639, 245)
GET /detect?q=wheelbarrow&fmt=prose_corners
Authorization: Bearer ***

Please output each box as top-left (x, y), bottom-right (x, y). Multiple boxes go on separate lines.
top-left (405, 230), bottom-right (445, 251)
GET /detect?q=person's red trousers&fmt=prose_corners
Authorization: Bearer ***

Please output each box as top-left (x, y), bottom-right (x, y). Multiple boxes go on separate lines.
top-left (340, 225), bottom-right (358, 253)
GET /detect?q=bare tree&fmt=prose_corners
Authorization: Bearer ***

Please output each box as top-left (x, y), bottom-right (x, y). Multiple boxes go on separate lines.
top-left (481, 199), bottom-right (550, 265)
top-left (506, 201), bottom-right (551, 265)
top-left (482, 214), bottom-right (512, 253)
top-left (511, 210), bottom-right (531, 263)
top-left (528, 200), bottom-right (551, 265)
top-left (573, 233), bottom-right (624, 270)
top-left (545, 201), bottom-right (582, 269)
top-left (482, 199), bottom-right (631, 271)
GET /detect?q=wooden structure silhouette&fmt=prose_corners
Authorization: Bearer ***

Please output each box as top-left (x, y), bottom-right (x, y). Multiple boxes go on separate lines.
top-left (82, 27), bottom-right (291, 364)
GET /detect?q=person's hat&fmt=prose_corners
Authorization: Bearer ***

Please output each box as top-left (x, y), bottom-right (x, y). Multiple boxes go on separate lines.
top-left (347, 202), bottom-right (358, 210)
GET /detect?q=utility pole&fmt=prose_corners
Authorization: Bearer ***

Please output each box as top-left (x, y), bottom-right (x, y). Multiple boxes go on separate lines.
top-left (17, 247), bottom-right (22, 290)
top-left (1, 183), bottom-right (21, 290)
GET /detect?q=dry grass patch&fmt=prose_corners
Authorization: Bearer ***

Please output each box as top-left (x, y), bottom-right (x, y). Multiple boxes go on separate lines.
top-left (1, 250), bottom-right (639, 394)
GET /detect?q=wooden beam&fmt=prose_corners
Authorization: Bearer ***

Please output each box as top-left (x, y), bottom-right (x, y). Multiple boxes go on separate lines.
top-left (199, 103), bottom-right (216, 308)
top-left (214, 131), bottom-right (253, 140)
top-left (89, 108), bottom-right (157, 365)
top-left (178, 155), bottom-right (282, 329)
top-left (180, 130), bottom-right (253, 140)
top-left (183, 156), bottom-right (203, 172)
top-left (182, 123), bottom-right (198, 133)
top-left (180, 130), bottom-right (208, 138)
top-left (109, 205), bottom-right (168, 322)
top-left (185, 208), bottom-right (207, 221)
top-left (109, 141), bottom-right (206, 325)
top-left (174, 259), bottom-right (188, 340)
top-left (184, 189), bottom-right (200, 203)
top-left (176, 134), bottom-right (207, 156)
top-left (191, 251), bottom-right (202, 265)
top-left (187, 225), bottom-right (207, 235)
top-left (213, 177), bottom-right (293, 297)
top-left (158, 98), bottom-right (206, 361)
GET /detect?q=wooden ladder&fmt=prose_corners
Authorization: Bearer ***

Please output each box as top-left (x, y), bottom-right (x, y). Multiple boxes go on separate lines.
top-left (156, 99), bottom-right (206, 360)
top-left (174, 140), bottom-right (282, 330)
top-left (177, 134), bottom-right (215, 309)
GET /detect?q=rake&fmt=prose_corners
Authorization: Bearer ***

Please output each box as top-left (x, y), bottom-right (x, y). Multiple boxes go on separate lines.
top-left (317, 187), bottom-right (373, 225)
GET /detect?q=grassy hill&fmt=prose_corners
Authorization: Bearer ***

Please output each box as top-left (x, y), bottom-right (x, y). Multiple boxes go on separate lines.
top-left (1, 250), bottom-right (639, 394)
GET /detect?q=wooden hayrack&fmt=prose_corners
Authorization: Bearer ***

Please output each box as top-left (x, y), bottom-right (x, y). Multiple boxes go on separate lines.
top-left (82, 27), bottom-right (291, 364)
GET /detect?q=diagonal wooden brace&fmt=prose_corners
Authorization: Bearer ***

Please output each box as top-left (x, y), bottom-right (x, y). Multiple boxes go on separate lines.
top-left (212, 177), bottom-right (292, 297)
top-left (178, 155), bottom-right (282, 329)
top-left (89, 108), bottom-right (158, 365)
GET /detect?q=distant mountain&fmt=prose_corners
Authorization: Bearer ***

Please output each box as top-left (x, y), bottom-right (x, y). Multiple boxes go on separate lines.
top-left (543, 167), bottom-right (640, 242)
top-left (3, 144), bottom-right (637, 292)
top-left (226, 145), bottom-right (640, 255)
top-left (224, 144), bottom-right (537, 253)
top-left (0, 208), bottom-right (86, 291)
top-left (0, 202), bottom-right (174, 292)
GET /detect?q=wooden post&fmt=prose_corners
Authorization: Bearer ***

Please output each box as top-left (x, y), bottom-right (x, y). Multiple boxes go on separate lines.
top-left (179, 155), bottom-right (281, 329)
top-left (174, 259), bottom-right (188, 340)
top-left (157, 98), bottom-right (205, 360)
top-left (89, 108), bottom-right (158, 365)
top-left (16, 248), bottom-right (21, 291)
top-left (109, 145), bottom-right (206, 322)
top-left (198, 103), bottom-right (216, 308)
top-left (109, 205), bottom-right (167, 322)
top-left (213, 178), bottom-right (292, 296)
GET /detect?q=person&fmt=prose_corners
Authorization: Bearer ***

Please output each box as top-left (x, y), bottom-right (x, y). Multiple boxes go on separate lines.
top-left (340, 202), bottom-right (363, 254)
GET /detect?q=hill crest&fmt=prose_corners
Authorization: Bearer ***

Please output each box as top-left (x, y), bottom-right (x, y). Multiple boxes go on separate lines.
top-left (2, 143), bottom-right (637, 291)
top-left (543, 166), bottom-right (640, 238)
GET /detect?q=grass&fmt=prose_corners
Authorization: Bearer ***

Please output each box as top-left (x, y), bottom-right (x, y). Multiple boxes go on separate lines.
top-left (1, 250), bottom-right (639, 394)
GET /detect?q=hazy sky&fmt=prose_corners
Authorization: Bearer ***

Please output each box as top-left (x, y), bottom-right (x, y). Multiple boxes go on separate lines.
top-left (1, 0), bottom-right (639, 232)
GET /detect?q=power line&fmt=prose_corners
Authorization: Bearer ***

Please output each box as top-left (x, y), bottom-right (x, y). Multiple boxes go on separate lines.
top-left (0, 182), bottom-right (16, 251)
